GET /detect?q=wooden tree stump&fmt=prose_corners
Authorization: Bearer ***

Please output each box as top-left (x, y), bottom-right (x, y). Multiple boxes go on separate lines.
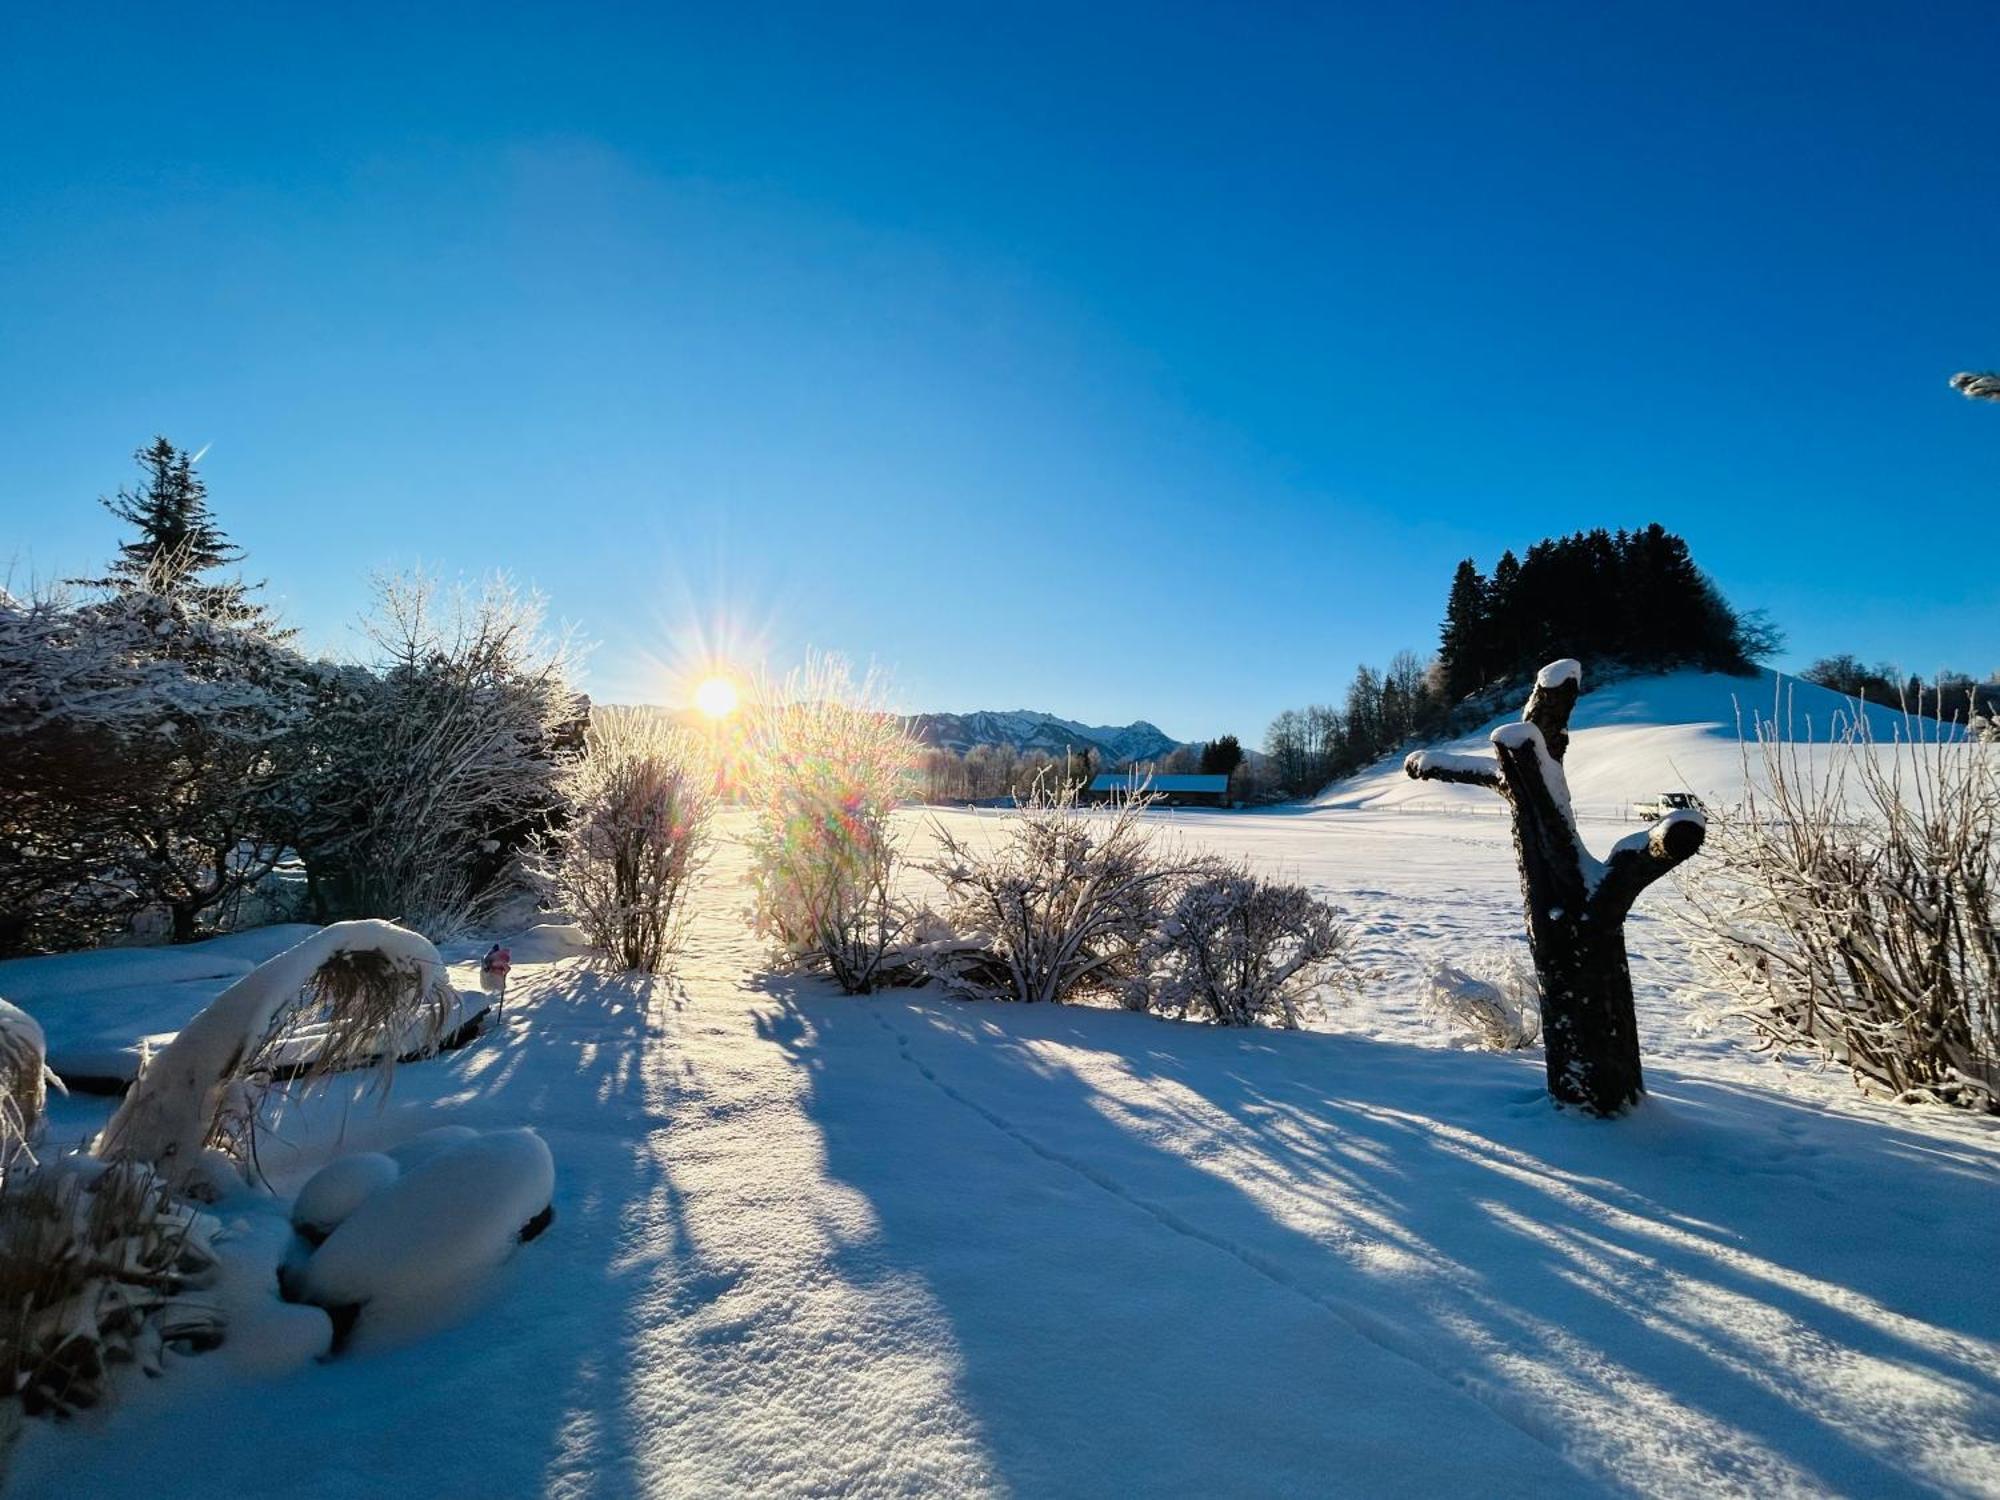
top-left (1406, 660), bottom-right (1704, 1115)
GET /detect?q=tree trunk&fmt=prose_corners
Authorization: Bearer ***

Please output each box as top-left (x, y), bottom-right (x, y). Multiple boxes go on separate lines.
top-left (1407, 659), bottom-right (1703, 1117)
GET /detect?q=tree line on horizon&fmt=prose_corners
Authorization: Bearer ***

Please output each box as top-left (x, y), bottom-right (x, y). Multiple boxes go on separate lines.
top-left (1259, 524), bottom-right (1779, 800)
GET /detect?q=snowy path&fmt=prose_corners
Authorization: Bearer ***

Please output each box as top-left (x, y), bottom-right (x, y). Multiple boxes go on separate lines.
top-left (15, 812), bottom-right (2000, 1497)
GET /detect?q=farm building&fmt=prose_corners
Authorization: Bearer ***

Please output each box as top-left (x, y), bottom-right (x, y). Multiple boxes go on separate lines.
top-left (1085, 772), bottom-right (1231, 807)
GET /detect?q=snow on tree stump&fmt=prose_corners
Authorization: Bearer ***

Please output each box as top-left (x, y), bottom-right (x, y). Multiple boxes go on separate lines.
top-left (1405, 659), bottom-right (1704, 1115)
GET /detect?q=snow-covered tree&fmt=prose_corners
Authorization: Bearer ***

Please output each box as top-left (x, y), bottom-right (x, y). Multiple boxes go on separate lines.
top-left (285, 574), bottom-right (581, 935)
top-left (0, 581), bottom-right (304, 950)
top-left (534, 709), bottom-right (714, 973)
top-left (1406, 660), bottom-right (1704, 1114)
top-left (1951, 371), bottom-right (2000, 403)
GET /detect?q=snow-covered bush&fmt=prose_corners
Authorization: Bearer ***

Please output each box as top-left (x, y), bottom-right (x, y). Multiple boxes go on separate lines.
top-left (926, 777), bottom-right (1201, 1005)
top-left (534, 709), bottom-right (713, 973)
top-left (743, 657), bottom-right (930, 994)
top-left (1131, 864), bottom-right (1351, 1027)
top-left (1680, 716), bottom-right (2000, 1111)
top-left (97, 921), bottom-right (461, 1190)
top-left (0, 1001), bottom-right (50, 1163)
top-left (285, 573), bottom-right (582, 938)
top-left (1424, 954), bottom-right (1543, 1050)
top-left (282, 1128), bottom-right (554, 1349)
top-left (0, 1154), bottom-right (223, 1422)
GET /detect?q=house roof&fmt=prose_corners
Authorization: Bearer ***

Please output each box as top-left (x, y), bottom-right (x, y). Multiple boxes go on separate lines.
top-left (1087, 773), bottom-right (1229, 794)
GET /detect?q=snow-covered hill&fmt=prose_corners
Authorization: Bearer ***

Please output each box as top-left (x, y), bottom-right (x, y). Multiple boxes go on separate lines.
top-left (905, 708), bottom-right (1179, 766)
top-left (1319, 667), bottom-right (1952, 818)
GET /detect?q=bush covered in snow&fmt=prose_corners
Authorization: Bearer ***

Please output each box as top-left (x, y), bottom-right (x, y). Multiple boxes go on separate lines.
top-left (1129, 864), bottom-right (1351, 1027)
top-left (925, 778), bottom-right (1202, 1006)
top-left (1680, 717), bottom-right (2000, 1112)
top-left (1423, 954), bottom-right (1543, 1050)
top-left (743, 657), bottom-right (931, 994)
top-left (534, 709), bottom-right (713, 973)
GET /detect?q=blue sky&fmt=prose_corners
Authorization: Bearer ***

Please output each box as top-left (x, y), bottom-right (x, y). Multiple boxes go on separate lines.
top-left (2, 3), bottom-right (1994, 739)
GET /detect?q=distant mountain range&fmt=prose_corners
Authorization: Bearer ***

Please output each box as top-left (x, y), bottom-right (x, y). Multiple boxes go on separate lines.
top-left (615, 702), bottom-right (1187, 769)
top-left (902, 710), bottom-right (1181, 767)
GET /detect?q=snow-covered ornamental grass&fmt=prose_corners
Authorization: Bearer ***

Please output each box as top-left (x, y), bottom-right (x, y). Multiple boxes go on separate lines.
top-left (0, 920), bottom-right (548, 1448)
top-left (96, 920), bottom-right (462, 1191)
top-left (1682, 711), bottom-right (2000, 1111)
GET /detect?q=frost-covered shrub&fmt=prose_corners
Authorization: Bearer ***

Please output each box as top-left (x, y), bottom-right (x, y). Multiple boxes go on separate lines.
top-left (97, 921), bottom-right (462, 1190)
top-left (1680, 717), bottom-right (1999, 1111)
top-left (926, 778), bottom-right (1200, 1005)
top-left (1424, 954), bottom-right (1543, 1050)
top-left (286, 574), bottom-right (582, 938)
top-left (0, 1154), bottom-right (223, 1422)
top-left (536, 710), bottom-right (713, 973)
top-left (1131, 865), bottom-right (1351, 1027)
top-left (743, 658), bottom-right (929, 994)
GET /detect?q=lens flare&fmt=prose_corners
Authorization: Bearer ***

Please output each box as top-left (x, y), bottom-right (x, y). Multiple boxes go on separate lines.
top-left (694, 675), bottom-right (740, 719)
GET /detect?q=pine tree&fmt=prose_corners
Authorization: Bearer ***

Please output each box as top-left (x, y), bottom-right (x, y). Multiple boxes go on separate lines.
top-left (1199, 734), bottom-right (1244, 777)
top-left (77, 437), bottom-right (279, 628)
top-left (1438, 559), bottom-right (1488, 700)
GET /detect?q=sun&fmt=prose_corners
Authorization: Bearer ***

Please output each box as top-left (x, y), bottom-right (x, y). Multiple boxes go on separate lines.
top-left (693, 675), bottom-right (740, 720)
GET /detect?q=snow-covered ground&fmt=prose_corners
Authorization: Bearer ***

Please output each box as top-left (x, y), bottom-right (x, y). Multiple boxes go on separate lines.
top-left (7, 788), bottom-right (1999, 1496)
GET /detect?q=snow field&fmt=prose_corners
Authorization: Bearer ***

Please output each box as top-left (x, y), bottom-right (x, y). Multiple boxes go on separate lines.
top-left (7, 771), bottom-right (1999, 1497)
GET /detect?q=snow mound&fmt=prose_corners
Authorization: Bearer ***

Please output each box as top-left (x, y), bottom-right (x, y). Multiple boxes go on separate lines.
top-left (506, 922), bottom-right (593, 962)
top-left (290, 1128), bottom-right (555, 1345)
top-left (291, 1153), bottom-right (401, 1244)
top-left (384, 1124), bottom-right (481, 1170)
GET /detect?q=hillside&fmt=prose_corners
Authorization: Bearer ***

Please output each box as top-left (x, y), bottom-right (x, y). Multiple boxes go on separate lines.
top-left (1317, 668), bottom-right (1948, 817)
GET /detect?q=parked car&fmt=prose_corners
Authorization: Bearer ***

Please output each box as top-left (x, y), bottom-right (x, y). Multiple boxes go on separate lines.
top-left (1634, 790), bottom-right (1704, 822)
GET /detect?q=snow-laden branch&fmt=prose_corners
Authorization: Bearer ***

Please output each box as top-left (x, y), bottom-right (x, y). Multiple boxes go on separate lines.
top-left (1403, 749), bottom-right (1501, 788)
top-left (1592, 808), bottom-right (1706, 921)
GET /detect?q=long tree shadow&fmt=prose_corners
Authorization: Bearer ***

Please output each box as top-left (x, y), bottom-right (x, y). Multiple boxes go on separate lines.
top-left (762, 986), bottom-right (2000, 1498)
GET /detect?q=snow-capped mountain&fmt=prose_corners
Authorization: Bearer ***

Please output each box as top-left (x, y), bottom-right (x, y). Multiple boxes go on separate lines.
top-left (904, 709), bottom-right (1180, 767)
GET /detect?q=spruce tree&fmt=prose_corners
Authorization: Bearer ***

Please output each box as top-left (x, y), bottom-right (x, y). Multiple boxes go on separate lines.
top-left (1438, 559), bottom-right (1488, 700)
top-left (77, 437), bottom-right (278, 628)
